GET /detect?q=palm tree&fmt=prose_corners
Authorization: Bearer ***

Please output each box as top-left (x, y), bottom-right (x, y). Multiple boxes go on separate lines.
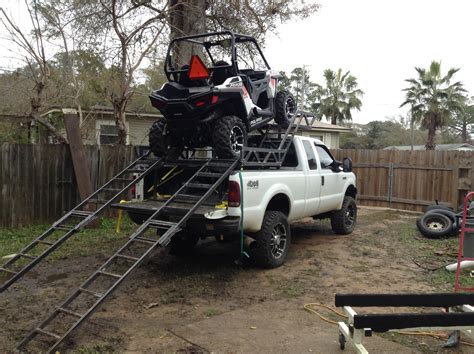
top-left (312, 69), bottom-right (364, 125)
top-left (401, 61), bottom-right (466, 150)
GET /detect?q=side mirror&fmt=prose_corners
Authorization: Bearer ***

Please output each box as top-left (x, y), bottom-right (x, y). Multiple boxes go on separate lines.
top-left (342, 157), bottom-right (353, 172)
top-left (331, 160), bottom-right (343, 172)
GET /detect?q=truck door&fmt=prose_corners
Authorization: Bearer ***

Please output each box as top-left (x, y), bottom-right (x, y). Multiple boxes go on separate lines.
top-left (302, 140), bottom-right (321, 216)
top-left (314, 143), bottom-right (344, 212)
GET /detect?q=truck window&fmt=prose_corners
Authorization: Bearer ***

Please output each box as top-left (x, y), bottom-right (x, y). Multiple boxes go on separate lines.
top-left (314, 144), bottom-right (334, 169)
top-left (282, 142), bottom-right (298, 167)
top-left (302, 140), bottom-right (317, 170)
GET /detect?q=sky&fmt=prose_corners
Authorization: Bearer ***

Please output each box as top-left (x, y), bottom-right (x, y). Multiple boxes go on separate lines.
top-left (1, 0), bottom-right (474, 125)
top-left (265, 0), bottom-right (474, 124)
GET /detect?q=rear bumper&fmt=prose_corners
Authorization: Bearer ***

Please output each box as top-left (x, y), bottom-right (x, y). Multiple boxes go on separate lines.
top-left (112, 201), bottom-right (241, 237)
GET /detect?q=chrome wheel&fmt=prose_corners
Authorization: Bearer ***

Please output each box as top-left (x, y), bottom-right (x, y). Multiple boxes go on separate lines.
top-left (271, 223), bottom-right (287, 259)
top-left (345, 204), bottom-right (356, 226)
top-left (230, 125), bottom-right (245, 155)
top-left (286, 96), bottom-right (296, 118)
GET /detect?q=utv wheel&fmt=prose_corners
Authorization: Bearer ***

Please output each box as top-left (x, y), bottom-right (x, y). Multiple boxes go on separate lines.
top-left (149, 120), bottom-right (168, 157)
top-left (212, 116), bottom-right (247, 158)
top-left (250, 211), bottom-right (291, 268)
top-left (169, 232), bottom-right (200, 256)
top-left (275, 90), bottom-right (297, 128)
top-left (330, 196), bottom-right (357, 235)
top-left (416, 212), bottom-right (454, 239)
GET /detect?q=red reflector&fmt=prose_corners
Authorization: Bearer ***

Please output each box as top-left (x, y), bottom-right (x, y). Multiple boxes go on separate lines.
top-left (188, 55), bottom-right (209, 80)
top-left (211, 95), bottom-right (218, 104)
top-left (228, 181), bottom-right (241, 207)
top-left (195, 101), bottom-right (205, 107)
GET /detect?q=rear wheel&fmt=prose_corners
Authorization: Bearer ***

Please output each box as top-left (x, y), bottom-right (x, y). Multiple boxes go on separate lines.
top-left (212, 116), bottom-right (247, 158)
top-left (275, 90), bottom-right (297, 128)
top-left (169, 232), bottom-right (200, 256)
top-left (250, 210), bottom-right (291, 268)
top-left (149, 120), bottom-right (170, 157)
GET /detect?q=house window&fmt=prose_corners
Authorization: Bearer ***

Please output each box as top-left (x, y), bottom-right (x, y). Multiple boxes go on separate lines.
top-left (310, 134), bottom-right (324, 142)
top-left (99, 124), bottom-right (119, 144)
top-left (96, 119), bottom-right (129, 145)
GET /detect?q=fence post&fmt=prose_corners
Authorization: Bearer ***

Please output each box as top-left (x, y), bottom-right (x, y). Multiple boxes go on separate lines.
top-left (63, 109), bottom-right (93, 201)
top-left (388, 163), bottom-right (394, 208)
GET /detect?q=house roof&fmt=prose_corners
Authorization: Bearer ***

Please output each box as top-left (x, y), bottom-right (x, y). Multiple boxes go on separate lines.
top-left (41, 107), bottom-right (162, 119)
top-left (296, 115), bottom-right (352, 133)
top-left (383, 143), bottom-right (474, 151)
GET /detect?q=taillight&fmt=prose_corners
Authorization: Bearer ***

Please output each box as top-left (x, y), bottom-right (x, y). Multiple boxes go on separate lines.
top-left (153, 99), bottom-right (166, 109)
top-left (228, 181), bottom-right (241, 207)
top-left (194, 95), bottom-right (218, 107)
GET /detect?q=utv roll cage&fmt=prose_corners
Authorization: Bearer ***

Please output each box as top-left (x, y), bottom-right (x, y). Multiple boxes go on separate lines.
top-left (164, 30), bottom-right (271, 82)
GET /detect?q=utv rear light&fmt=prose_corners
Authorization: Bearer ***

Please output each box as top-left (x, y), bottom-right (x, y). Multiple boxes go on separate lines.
top-left (194, 95), bottom-right (219, 107)
top-left (188, 55), bottom-right (209, 80)
top-left (153, 99), bottom-right (166, 109)
top-left (228, 181), bottom-right (241, 207)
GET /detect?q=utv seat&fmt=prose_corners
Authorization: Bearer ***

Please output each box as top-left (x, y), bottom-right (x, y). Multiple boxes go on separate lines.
top-left (210, 61), bottom-right (234, 86)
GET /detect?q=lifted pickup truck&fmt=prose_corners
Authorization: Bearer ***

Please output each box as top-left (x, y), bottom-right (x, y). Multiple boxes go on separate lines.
top-left (115, 135), bottom-right (357, 268)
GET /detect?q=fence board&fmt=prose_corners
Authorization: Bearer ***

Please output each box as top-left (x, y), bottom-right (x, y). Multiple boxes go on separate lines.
top-left (332, 148), bottom-right (473, 212)
top-left (0, 145), bottom-right (472, 227)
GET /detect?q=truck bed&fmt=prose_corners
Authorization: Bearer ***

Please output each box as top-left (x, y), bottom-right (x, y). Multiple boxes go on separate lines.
top-left (112, 199), bottom-right (217, 216)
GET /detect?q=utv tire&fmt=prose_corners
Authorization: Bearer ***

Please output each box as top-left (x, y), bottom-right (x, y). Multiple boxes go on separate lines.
top-left (250, 210), bottom-right (291, 268)
top-left (330, 196), bottom-right (357, 235)
top-left (275, 90), bottom-right (297, 128)
top-left (169, 232), bottom-right (200, 256)
top-left (149, 120), bottom-right (168, 157)
top-left (212, 116), bottom-right (247, 159)
top-left (416, 212), bottom-right (454, 239)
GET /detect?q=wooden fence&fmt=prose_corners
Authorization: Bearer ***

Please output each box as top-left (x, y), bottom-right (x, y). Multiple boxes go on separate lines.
top-left (0, 144), bottom-right (137, 228)
top-left (331, 149), bottom-right (474, 212)
top-left (0, 144), bottom-right (473, 227)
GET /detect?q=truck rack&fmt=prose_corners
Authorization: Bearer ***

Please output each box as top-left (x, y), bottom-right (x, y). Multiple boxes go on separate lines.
top-left (1, 109), bottom-right (315, 351)
top-left (242, 111), bottom-right (317, 168)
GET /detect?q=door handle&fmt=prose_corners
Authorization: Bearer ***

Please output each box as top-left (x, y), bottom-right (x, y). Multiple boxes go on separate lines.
top-left (321, 176), bottom-right (325, 186)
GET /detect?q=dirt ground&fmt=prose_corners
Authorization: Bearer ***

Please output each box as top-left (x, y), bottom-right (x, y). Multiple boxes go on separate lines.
top-left (0, 207), bottom-right (472, 353)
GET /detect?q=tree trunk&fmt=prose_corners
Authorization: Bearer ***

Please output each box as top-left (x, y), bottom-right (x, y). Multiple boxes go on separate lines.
top-left (461, 121), bottom-right (468, 143)
top-left (113, 98), bottom-right (128, 145)
top-left (331, 115), bottom-right (337, 125)
top-left (169, 0), bottom-right (207, 67)
top-left (425, 125), bottom-right (436, 150)
top-left (30, 83), bottom-right (68, 144)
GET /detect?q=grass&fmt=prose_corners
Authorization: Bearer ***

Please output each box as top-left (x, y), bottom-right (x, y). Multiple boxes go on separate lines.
top-left (0, 216), bottom-right (136, 261)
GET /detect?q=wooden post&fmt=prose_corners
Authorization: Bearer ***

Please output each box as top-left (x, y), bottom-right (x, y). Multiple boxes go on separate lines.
top-left (63, 109), bottom-right (93, 201)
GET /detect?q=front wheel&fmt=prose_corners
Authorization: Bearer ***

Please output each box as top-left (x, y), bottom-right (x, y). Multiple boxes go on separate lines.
top-left (212, 116), bottom-right (247, 159)
top-left (250, 210), bottom-right (291, 268)
top-left (275, 90), bottom-right (297, 128)
top-left (330, 196), bottom-right (357, 235)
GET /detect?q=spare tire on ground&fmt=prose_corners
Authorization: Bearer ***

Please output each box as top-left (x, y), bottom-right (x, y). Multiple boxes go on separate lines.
top-left (416, 212), bottom-right (454, 239)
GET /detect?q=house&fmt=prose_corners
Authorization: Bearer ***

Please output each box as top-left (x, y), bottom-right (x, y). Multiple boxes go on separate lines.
top-left (33, 108), bottom-right (351, 148)
top-left (42, 107), bottom-right (161, 146)
top-left (383, 143), bottom-right (474, 151)
top-left (294, 115), bottom-right (352, 149)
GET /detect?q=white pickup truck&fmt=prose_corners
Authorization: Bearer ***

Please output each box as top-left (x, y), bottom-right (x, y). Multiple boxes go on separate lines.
top-left (117, 136), bottom-right (357, 268)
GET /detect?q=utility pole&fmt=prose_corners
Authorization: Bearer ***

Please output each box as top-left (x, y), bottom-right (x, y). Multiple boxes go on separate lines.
top-left (301, 64), bottom-right (311, 110)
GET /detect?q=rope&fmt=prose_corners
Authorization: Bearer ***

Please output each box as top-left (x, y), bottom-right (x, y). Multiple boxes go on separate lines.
top-left (303, 303), bottom-right (474, 347)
